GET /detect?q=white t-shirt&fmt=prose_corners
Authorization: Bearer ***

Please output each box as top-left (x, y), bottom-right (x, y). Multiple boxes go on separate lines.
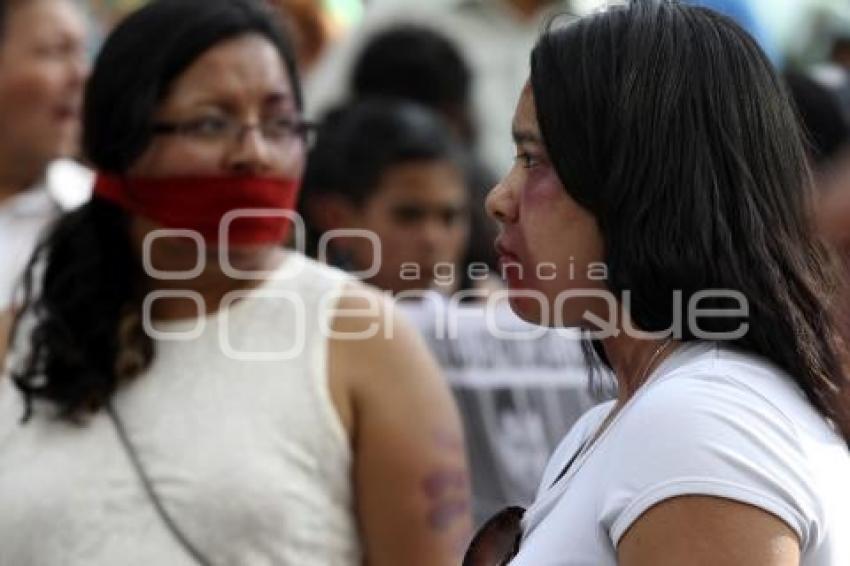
top-left (0, 159), bottom-right (92, 308)
top-left (511, 342), bottom-right (850, 565)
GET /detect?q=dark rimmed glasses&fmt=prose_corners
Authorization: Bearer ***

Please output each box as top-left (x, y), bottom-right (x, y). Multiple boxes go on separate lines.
top-left (152, 115), bottom-right (317, 151)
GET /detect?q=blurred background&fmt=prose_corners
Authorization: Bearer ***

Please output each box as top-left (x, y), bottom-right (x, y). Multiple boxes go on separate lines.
top-left (85, 0), bottom-right (850, 181)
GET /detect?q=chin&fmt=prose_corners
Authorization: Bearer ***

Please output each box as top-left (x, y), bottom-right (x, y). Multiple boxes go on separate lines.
top-left (209, 244), bottom-right (281, 269)
top-left (508, 295), bottom-right (549, 326)
top-left (385, 279), bottom-right (434, 297)
top-left (52, 130), bottom-right (82, 157)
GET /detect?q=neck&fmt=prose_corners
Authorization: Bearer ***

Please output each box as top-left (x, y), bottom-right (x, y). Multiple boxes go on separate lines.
top-left (146, 247), bottom-right (286, 321)
top-left (506, 0), bottom-right (551, 21)
top-left (600, 320), bottom-right (677, 405)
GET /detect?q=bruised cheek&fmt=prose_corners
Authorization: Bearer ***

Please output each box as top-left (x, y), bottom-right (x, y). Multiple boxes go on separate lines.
top-left (521, 167), bottom-right (567, 209)
top-left (519, 167), bottom-right (571, 260)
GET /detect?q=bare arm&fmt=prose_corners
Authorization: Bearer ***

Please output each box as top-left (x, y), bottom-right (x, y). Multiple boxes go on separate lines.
top-left (618, 496), bottom-right (800, 566)
top-left (329, 285), bottom-right (473, 566)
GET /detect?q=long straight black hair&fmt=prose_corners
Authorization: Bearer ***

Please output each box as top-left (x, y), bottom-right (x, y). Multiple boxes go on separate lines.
top-left (11, 0), bottom-right (302, 421)
top-left (530, 0), bottom-right (850, 440)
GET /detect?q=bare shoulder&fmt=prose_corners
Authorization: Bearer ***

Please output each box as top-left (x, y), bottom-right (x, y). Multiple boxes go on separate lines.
top-left (618, 495), bottom-right (800, 566)
top-left (328, 280), bottom-right (393, 338)
top-left (328, 280), bottom-right (443, 390)
top-left (325, 281), bottom-right (449, 433)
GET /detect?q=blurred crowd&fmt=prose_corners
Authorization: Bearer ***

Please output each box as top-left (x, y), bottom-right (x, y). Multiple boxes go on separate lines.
top-left (0, 0), bottom-right (849, 562)
top-left (6, 0), bottom-right (849, 302)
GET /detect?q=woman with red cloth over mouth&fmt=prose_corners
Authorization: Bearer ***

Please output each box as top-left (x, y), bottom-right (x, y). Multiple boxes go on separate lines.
top-left (465, 1), bottom-right (850, 565)
top-left (0, 1), bottom-right (471, 565)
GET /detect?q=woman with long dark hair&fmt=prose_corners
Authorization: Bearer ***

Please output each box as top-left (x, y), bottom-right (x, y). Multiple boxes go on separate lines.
top-left (0, 1), bottom-right (471, 564)
top-left (465, 1), bottom-right (850, 564)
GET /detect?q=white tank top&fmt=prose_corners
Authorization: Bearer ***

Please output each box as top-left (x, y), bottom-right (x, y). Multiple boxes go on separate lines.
top-left (0, 254), bottom-right (362, 565)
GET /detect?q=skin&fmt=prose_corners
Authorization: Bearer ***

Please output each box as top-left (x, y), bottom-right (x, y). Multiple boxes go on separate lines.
top-left (813, 152), bottom-right (850, 349)
top-left (507, 0), bottom-right (557, 20)
top-left (0, 0), bottom-right (88, 203)
top-left (0, 308), bottom-right (10, 371)
top-left (330, 292), bottom-right (473, 564)
top-left (485, 84), bottom-right (606, 329)
top-left (485, 84), bottom-right (801, 564)
top-left (128, 33), bottom-right (472, 564)
top-left (832, 40), bottom-right (850, 69)
top-left (618, 496), bottom-right (799, 566)
top-left (334, 161), bottom-right (470, 295)
top-left (816, 150), bottom-right (850, 248)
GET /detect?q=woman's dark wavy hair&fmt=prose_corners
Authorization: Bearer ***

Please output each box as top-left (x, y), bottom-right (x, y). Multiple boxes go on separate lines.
top-left (11, 0), bottom-right (302, 421)
top-left (530, 0), bottom-right (850, 440)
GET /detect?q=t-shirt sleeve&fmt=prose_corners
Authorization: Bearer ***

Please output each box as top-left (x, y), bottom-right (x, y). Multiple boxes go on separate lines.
top-left (599, 372), bottom-right (819, 551)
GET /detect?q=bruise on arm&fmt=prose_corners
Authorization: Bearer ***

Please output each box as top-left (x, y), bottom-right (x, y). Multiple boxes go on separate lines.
top-left (422, 430), bottom-right (473, 555)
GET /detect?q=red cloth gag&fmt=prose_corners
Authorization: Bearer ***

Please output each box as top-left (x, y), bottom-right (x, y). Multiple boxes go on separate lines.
top-left (94, 173), bottom-right (302, 246)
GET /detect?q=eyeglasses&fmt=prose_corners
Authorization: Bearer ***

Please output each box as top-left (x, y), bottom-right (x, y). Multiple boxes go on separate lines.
top-left (462, 506), bottom-right (524, 566)
top-left (152, 115), bottom-right (317, 150)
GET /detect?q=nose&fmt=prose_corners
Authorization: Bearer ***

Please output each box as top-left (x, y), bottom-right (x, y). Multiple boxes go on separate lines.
top-left (64, 42), bottom-right (90, 85)
top-left (75, 58), bottom-right (91, 86)
top-left (223, 127), bottom-right (274, 176)
top-left (485, 177), bottom-right (518, 224)
top-left (63, 51), bottom-right (89, 99)
top-left (73, 50), bottom-right (91, 84)
top-left (420, 216), bottom-right (445, 252)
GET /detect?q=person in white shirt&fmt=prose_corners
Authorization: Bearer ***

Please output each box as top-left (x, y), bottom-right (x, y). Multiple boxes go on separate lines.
top-left (464, 2), bottom-right (850, 564)
top-left (0, 160), bottom-right (93, 308)
top-left (0, 0), bottom-right (91, 309)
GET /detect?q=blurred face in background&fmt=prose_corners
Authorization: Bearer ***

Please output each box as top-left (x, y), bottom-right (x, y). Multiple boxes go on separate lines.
top-left (0, 0), bottom-right (88, 182)
top-left (345, 160), bottom-right (470, 294)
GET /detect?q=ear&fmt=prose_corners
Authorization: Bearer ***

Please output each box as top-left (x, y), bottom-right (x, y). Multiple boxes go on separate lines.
top-left (305, 193), bottom-right (360, 232)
